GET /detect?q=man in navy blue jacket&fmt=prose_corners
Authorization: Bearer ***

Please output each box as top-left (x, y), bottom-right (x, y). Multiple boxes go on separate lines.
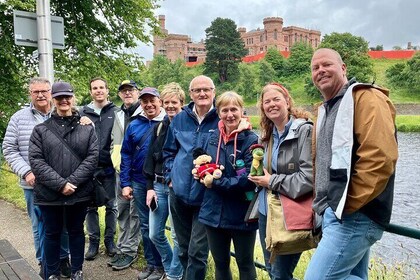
top-left (163, 75), bottom-right (220, 280)
top-left (120, 87), bottom-right (166, 280)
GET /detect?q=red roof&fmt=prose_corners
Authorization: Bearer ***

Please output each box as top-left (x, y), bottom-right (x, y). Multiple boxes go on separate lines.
top-left (368, 50), bottom-right (416, 59)
top-left (184, 50), bottom-right (417, 66)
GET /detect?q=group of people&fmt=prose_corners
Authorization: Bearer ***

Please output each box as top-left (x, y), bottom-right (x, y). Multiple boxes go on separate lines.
top-left (2, 47), bottom-right (398, 280)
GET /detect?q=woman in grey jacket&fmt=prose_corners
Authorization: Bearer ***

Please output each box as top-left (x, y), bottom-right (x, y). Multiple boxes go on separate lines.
top-left (248, 83), bottom-right (313, 280)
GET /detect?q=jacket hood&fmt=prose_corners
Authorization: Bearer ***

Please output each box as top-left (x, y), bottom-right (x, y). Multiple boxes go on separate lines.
top-left (218, 117), bottom-right (252, 144)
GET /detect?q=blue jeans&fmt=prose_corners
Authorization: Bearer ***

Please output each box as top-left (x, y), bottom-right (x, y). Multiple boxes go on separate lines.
top-left (259, 213), bottom-right (301, 280)
top-left (304, 207), bottom-right (384, 280)
top-left (149, 182), bottom-right (183, 279)
top-left (86, 174), bottom-right (117, 244)
top-left (39, 202), bottom-right (88, 278)
top-left (169, 188), bottom-right (208, 280)
top-left (24, 189), bottom-right (69, 262)
top-left (132, 181), bottom-right (163, 268)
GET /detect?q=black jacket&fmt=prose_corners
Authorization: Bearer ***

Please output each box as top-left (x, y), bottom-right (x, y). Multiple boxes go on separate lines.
top-left (29, 112), bottom-right (99, 206)
top-left (143, 116), bottom-right (170, 190)
top-left (80, 102), bottom-right (117, 168)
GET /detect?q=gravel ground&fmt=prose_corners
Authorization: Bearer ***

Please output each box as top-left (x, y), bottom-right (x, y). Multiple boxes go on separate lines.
top-left (0, 199), bottom-right (140, 280)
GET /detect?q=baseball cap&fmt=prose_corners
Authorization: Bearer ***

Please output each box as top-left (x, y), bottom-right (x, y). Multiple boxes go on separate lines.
top-left (139, 87), bottom-right (160, 98)
top-left (51, 82), bottom-right (74, 98)
top-left (118, 80), bottom-right (139, 91)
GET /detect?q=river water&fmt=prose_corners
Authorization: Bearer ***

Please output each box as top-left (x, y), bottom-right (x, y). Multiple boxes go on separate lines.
top-left (370, 132), bottom-right (420, 276)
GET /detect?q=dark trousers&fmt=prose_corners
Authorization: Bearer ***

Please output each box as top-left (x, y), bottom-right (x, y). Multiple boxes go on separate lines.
top-left (169, 188), bottom-right (208, 280)
top-left (206, 225), bottom-right (257, 280)
top-left (40, 202), bottom-right (88, 278)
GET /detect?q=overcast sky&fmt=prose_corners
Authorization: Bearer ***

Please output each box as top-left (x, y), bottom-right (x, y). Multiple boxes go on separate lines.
top-left (134, 0), bottom-right (420, 61)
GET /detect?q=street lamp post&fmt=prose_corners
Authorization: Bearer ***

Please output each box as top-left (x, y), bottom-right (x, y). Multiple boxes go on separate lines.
top-left (36, 0), bottom-right (54, 83)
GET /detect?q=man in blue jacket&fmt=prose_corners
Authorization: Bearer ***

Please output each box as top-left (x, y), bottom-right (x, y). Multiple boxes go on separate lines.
top-left (163, 75), bottom-right (220, 280)
top-left (120, 87), bottom-right (166, 280)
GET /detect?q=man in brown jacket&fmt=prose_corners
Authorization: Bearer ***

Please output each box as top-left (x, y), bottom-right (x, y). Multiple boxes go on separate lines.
top-left (305, 48), bottom-right (398, 280)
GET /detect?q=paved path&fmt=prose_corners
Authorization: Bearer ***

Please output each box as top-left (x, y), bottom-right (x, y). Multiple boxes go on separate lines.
top-left (0, 199), bottom-right (139, 280)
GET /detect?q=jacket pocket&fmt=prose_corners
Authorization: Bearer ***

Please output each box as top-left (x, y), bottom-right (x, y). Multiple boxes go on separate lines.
top-left (326, 168), bottom-right (347, 211)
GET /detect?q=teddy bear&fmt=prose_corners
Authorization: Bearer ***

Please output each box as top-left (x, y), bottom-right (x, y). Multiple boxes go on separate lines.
top-left (249, 144), bottom-right (264, 176)
top-left (192, 148), bottom-right (224, 188)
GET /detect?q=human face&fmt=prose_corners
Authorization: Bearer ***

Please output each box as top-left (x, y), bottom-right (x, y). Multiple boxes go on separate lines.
top-left (118, 86), bottom-right (139, 107)
top-left (90, 80), bottom-right (109, 103)
top-left (311, 49), bottom-right (348, 101)
top-left (140, 95), bottom-right (162, 120)
top-left (162, 95), bottom-right (182, 120)
top-left (189, 77), bottom-right (215, 110)
top-left (219, 102), bottom-right (243, 135)
top-left (262, 89), bottom-right (289, 127)
top-left (29, 82), bottom-right (52, 112)
top-left (53, 96), bottom-right (74, 116)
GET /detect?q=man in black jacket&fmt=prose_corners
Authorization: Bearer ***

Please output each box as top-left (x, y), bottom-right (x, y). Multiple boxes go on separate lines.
top-left (80, 77), bottom-right (118, 260)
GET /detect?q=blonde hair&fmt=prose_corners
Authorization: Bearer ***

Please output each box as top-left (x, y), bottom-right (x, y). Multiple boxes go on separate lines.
top-left (160, 82), bottom-right (185, 104)
top-left (258, 83), bottom-right (311, 143)
top-left (216, 91), bottom-right (244, 113)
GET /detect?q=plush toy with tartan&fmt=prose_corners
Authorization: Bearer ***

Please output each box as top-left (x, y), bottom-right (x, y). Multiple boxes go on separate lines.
top-left (249, 144), bottom-right (264, 176)
top-left (192, 148), bottom-right (224, 188)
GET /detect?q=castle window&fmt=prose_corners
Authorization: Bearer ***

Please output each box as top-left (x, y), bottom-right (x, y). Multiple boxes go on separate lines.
top-left (295, 33), bottom-right (297, 42)
top-left (300, 34), bottom-right (302, 42)
top-left (274, 29), bottom-right (278, 40)
top-left (260, 35), bottom-right (263, 42)
top-left (284, 35), bottom-right (288, 42)
top-left (265, 31), bottom-right (268, 41)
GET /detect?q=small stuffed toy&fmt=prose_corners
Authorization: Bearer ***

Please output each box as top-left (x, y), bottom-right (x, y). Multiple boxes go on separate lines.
top-left (249, 144), bottom-right (264, 176)
top-left (192, 148), bottom-right (224, 188)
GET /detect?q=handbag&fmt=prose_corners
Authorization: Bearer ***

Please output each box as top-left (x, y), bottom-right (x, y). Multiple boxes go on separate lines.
top-left (244, 187), bottom-right (262, 222)
top-left (91, 176), bottom-right (110, 207)
top-left (266, 191), bottom-right (319, 260)
top-left (264, 133), bottom-right (320, 261)
top-left (44, 121), bottom-right (109, 207)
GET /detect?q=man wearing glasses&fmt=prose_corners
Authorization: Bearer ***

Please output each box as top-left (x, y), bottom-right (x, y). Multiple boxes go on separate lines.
top-left (108, 80), bottom-right (143, 271)
top-left (2, 77), bottom-right (70, 278)
top-left (163, 75), bottom-right (220, 280)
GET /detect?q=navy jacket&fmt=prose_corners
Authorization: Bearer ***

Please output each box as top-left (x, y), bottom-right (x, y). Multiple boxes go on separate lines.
top-left (120, 110), bottom-right (165, 187)
top-left (198, 128), bottom-right (258, 230)
top-left (163, 102), bottom-right (219, 206)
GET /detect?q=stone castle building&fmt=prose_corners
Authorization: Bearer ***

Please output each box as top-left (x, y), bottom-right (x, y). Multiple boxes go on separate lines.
top-left (153, 15), bottom-right (321, 62)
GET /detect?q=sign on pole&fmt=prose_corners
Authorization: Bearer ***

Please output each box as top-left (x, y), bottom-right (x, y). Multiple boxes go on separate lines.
top-left (13, 10), bottom-right (64, 49)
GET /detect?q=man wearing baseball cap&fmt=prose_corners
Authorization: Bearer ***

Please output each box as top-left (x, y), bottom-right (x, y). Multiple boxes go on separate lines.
top-left (108, 79), bottom-right (143, 270)
top-left (119, 87), bottom-right (167, 280)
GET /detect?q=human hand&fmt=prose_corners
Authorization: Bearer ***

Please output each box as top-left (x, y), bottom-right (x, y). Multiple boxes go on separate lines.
top-left (146, 190), bottom-right (157, 207)
top-left (80, 116), bottom-right (93, 126)
top-left (62, 182), bottom-right (77, 195)
top-left (122, 187), bottom-right (133, 200)
top-left (248, 168), bottom-right (271, 188)
top-left (25, 172), bottom-right (35, 187)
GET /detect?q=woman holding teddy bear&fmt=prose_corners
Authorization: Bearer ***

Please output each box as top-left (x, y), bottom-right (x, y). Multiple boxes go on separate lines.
top-left (198, 91), bottom-right (258, 280)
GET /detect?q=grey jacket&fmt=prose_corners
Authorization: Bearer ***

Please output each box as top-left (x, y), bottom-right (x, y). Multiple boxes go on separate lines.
top-left (268, 118), bottom-right (313, 199)
top-left (2, 105), bottom-right (50, 189)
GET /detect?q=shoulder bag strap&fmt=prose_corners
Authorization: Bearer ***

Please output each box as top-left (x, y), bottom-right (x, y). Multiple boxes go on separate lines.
top-left (44, 121), bottom-right (82, 163)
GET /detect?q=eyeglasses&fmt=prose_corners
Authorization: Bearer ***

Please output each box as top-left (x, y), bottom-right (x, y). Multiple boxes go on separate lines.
top-left (30, 89), bottom-right (51, 95)
top-left (190, 88), bottom-right (214, 94)
top-left (120, 88), bottom-right (136, 94)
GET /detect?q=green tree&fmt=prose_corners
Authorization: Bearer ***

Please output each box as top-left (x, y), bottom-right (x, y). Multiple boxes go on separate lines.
top-left (237, 63), bottom-right (257, 100)
top-left (286, 42), bottom-right (314, 77)
top-left (204, 17), bottom-right (247, 84)
top-left (370, 45), bottom-right (383, 51)
top-left (319, 32), bottom-right (373, 82)
top-left (258, 60), bottom-right (276, 87)
top-left (0, 0), bottom-right (159, 139)
top-left (264, 47), bottom-right (287, 77)
top-left (386, 52), bottom-right (420, 92)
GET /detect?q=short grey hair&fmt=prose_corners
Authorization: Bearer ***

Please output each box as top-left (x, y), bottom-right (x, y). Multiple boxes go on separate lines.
top-left (188, 75), bottom-right (215, 91)
top-left (29, 77), bottom-right (50, 87)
